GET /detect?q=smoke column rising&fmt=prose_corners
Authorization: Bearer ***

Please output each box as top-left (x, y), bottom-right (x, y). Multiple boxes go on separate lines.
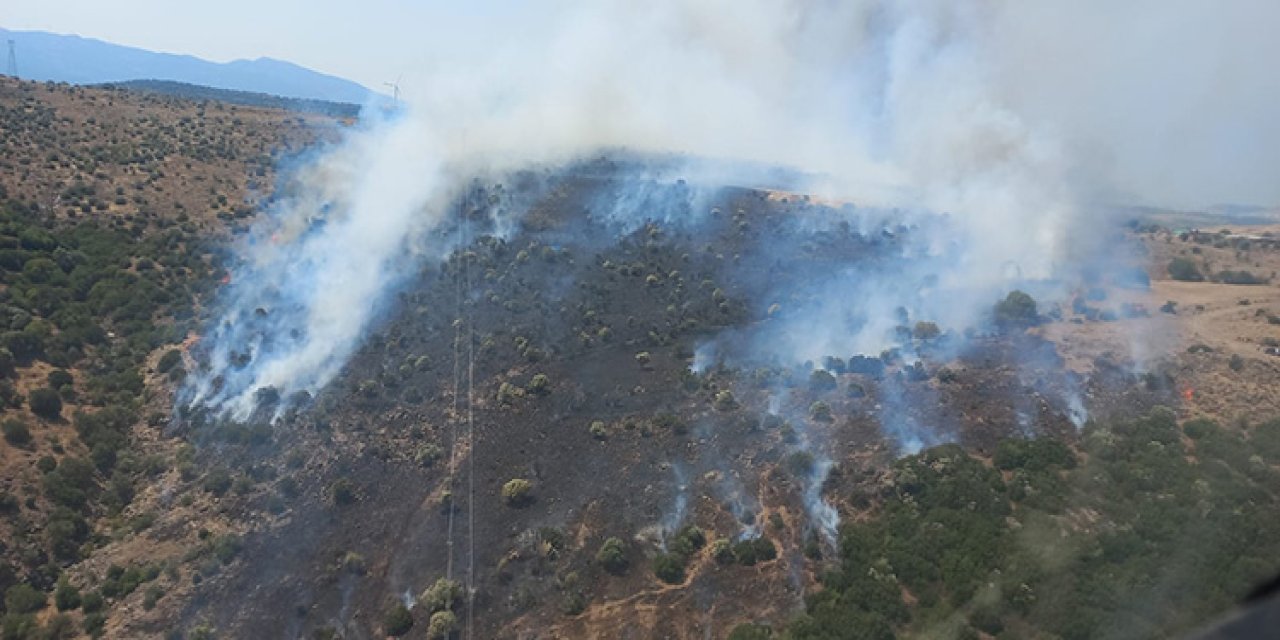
top-left (184, 0), bottom-right (1280, 418)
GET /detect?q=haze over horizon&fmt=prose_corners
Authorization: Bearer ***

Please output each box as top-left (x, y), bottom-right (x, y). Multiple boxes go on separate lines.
top-left (7, 0), bottom-right (1280, 212)
top-left (3, 0), bottom-right (528, 93)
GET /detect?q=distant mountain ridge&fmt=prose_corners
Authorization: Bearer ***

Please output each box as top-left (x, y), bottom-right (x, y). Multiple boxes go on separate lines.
top-left (0, 27), bottom-right (371, 104)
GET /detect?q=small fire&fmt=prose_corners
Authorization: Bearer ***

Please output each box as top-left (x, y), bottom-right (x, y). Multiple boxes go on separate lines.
top-left (1182, 387), bottom-right (1195, 401)
top-left (220, 273), bottom-right (232, 285)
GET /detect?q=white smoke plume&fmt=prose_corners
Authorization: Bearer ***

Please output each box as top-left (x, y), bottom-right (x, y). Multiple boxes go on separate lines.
top-left (184, 0), bottom-right (1280, 418)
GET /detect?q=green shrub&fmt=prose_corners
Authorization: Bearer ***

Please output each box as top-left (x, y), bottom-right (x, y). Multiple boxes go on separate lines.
top-left (28, 387), bottom-right (63, 419)
top-left (384, 604), bottom-right (413, 636)
top-left (1215, 270), bottom-right (1266, 285)
top-left (809, 401), bottom-right (832, 422)
top-left (80, 591), bottom-right (104, 613)
top-left (711, 538), bottom-right (734, 564)
top-left (808, 369), bottom-right (837, 392)
top-left (502, 478), bottom-right (532, 506)
top-left (596, 537), bottom-right (628, 574)
top-left (427, 610), bottom-right (457, 639)
top-left (4, 584), bottom-right (45, 614)
top-left (994, 290), bottom-right (1038, 326)
top-left (912, 321), bottom-right (941, 340)
top-left (728, 623), bottom-right (773, 640)
top-left (47, 369), bottom-right (73, 389)
top-left (1168, 257), bottom-right (1203, 282)
top-left (54, 581), bottom-right (81, 611)
top-left (418, 577), bottom-right (462, 613)
top-left (652, 552), bottom-right (685, 584)
top-left (732, 537), bottom-right (777, 566)
top-left (329, 478), bottom-right (356, 506)
top-left (2, 419), bottom-right (31, 446)
top-left (589, 421), bottom-right (607, 439)
top-left (157, 349), bottom-right (182, 374)
top-left (714, 390), bottom-right (737, 411)
top-left (526, 373), bottom-right (551, 395)
top-left (202, 468), bottom-right (233, 496)
top-left (83, 611), bottom-right (107, 635)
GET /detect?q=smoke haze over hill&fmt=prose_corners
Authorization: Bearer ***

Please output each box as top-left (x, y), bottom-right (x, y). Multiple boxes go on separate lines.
top-left (183, 0), bottom-right (1280, 420)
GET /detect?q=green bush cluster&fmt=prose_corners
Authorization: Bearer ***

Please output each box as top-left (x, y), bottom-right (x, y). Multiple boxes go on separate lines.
top-left (789, 409), bottom-right (1280, 639)
top-left (652, 525), bottom-right (705, 584)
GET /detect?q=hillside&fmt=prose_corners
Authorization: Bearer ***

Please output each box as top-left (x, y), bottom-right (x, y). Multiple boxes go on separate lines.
top-left (0, 78), bottom-right (1279, 640)
top-left (92, 81), bottom-right (360, 118)
top-left (0, 28), bottom-right (372, 104)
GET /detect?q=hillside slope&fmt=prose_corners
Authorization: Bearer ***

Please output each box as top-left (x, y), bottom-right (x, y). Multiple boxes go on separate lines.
top-left (0, 78), bottom-right (1279, 640)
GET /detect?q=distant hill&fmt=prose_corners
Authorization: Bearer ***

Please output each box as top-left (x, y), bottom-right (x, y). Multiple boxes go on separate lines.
top-left (98, 79), bottom-right (362, 118)
top-left (0, 27), bottom-right (372, 104)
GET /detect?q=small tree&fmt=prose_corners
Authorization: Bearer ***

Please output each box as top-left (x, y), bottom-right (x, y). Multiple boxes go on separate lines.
top-left (329, 478), bottom-right (356, 506)
top-left (5, 584), bottom-right (46, 614)
top-left (596, 537), bottom-right (628, 574)
top-left (157, 349), bottom-right (183, 374)
top-left (502, 478), bottom-right (532, 506)
top-left (652, 552), bottom-right (685, 584)
top-left (427, 610), bottom-right (458, 639)
top-left (418, 577), bottom-right (462, 613)
top-left (47, 369), bottom-right (74, 389)
top-left (29, 387), bottom-right (63, 419)
top-left (589, 421), bottom-right (607, 439)
top-left (809, 401), bottom-right (833, 422)
top-left (808, 370), bottom-right (837, 392)
top-left (54, 580), bottom-right (81, 611)
top-left (497, 382), bottom-right (525, 405)
top-left (711, 538), bottom-right (734, 564)
top-left (994, 290), bottom-right (1038, 327)
top-left (714, 390), bottom-right (737, 411)
top-left (527, 373), bottom-right (551, 395)
top-left (1168, 257), bottom-right (1204, 282)
top-left (384, 603), bottom-right (413, 636)
top-left (2, 419), bottom-right (31, 446)
top-left (913, 321), bottom-right (940, 340)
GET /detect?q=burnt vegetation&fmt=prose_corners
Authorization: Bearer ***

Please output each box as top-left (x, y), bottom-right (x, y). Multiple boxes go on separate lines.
top-left (0, 77), bottom-right (1278, 639)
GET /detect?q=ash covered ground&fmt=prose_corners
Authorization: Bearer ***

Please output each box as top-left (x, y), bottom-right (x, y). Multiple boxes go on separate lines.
top-left (163, 159), bottom-right (1184, 638)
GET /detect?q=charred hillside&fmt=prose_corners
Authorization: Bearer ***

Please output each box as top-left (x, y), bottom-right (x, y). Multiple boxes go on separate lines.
top-left (1, 79), bottom-right (1280, 640)
top-left (162, 165), bottom-right (1280, 639)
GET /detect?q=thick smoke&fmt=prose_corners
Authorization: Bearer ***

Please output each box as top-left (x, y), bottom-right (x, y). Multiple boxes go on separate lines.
top-left (184, 0), bottom-right (1279, 420)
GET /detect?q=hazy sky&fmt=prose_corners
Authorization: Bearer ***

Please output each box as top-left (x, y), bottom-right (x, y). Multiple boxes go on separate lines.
top-left (2, 0), bottom-right (540, 89)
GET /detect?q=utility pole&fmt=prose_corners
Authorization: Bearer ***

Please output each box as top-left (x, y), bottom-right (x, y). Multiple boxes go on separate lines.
top-left (5, 40), bottom-right (17, 79)
top-left (383, 73), bottom-right (403, 104)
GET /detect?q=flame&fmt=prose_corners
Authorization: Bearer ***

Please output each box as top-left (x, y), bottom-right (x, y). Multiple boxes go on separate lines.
top-left (1182, 387), bottom-right (1195, 401)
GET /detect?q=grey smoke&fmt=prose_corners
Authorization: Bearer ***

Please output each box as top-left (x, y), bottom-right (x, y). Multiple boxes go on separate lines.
top-left (184, 0), bottom-right (1279, 419)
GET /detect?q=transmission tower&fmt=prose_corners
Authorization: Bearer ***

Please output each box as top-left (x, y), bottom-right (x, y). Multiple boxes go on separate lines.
top-left (5, 40), bottom-right (16, 79)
